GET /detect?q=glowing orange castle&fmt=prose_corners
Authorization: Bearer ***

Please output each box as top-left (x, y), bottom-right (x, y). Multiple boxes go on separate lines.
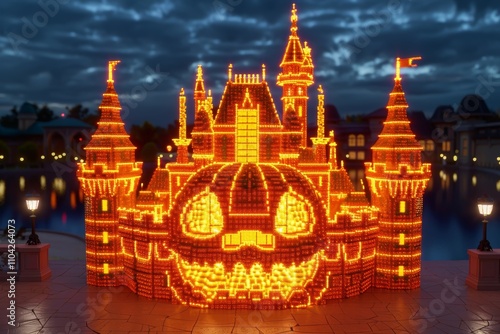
top-left (78, 4), bottom-right (431, 308)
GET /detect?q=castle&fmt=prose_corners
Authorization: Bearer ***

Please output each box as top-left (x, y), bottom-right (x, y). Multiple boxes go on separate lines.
top-left (77, 4), bottom-right (431, 309)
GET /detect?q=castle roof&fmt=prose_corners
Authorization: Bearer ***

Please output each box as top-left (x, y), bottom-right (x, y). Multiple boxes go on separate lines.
top-left (214, 81), bottom-right (281, 126)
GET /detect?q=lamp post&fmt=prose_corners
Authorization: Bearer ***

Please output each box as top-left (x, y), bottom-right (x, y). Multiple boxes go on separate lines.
top-left (26, 193), bottom-right (41, 245)
top-left (477, 196), bottom-right (494, 251)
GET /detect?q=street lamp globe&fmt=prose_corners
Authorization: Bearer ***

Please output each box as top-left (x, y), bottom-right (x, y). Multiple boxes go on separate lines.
top-left (477, 196), bottom-right (494, 251)
top-left (26, 193), bottom-right (41, 245)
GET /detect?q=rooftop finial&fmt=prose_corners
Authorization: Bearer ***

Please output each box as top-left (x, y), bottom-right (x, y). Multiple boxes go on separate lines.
top-left (197, 64), bottom-right (203, 80)
top-left (395, 56), bottom-right (421, 81)
top-left (291, 3), bottom-right (298, 34)
top-left (107, 60), bottom-right (120, 83)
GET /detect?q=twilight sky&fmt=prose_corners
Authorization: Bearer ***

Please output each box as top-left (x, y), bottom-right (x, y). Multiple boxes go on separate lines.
top-left (1, 0), bottom-right (499, 128)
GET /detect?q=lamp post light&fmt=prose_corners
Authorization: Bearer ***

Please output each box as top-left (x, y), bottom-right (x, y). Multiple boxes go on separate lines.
top-left (477, 196), bottom-right (494, 251)
top-left (26, 193), bottom-right (41, 245)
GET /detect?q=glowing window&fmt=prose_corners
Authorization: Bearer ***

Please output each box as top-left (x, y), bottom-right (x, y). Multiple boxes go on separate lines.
top-left (357, 151), bottom-right (365, 160)
top-left (399, 233), bottom-right (405, 246)
top-left (236, 107), bottom-right (259, 163)
top-left (103, 263), bottom-right (109, 274)
top-left (348, 134), bottom-right (356, 147)
top-left (180, 189), bottom-right (223, 239)
top-left (356, 134), bottom-right (364, 147)
top-left (298, 87), bottom-right (303, 95)
top-left (348, 151), bottom-right (356, 160)
top-left (176, 176), bottom-right (180, 186)
top-left (102, 231), bottom-right (109, 244)
top-left (442, 141), bottom-right (450, 152)
top-left (101, 199), bottom-right (109, 212)
top-left (275, 188), bottom-right (315, 238)
top-left (399, 201), bottom-right (406, 214)
top-left (398, 265), bottom-right (404, 277)
top-left (425, 140), bottom-right (435, 151)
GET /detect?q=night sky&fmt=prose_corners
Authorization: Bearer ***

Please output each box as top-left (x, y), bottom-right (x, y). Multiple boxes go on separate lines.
top-left (1, 0), bottom-right (499, 129)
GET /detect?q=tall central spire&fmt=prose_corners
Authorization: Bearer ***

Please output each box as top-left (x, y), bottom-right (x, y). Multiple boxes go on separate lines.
top-left (290, 3), bottom-right (298, 35)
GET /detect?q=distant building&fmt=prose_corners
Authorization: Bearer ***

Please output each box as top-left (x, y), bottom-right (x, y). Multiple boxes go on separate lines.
top-left (0, 102), bottom-right (93, 166)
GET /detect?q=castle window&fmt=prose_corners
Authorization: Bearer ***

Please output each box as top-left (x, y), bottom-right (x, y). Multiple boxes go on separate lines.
top-left (298, 87), bottom-right (303, 95)
top-left (348, 151), bottom-right (356, 160)
top-left (103, 263), bottom-right (109, 275)
top-left (287, 88), bottom-right (292, 96)
top-left (399, 233), bottom-right (405, 246)
top-left (348, 134), bottom-right (356, 147)
top-left (100, 199), bottom-right (109, 213)
top-left (356, 134), bottom-right (365, 147)
top-left (442, 141), bottom-right (451, 152)
top-left (357, 151), bottom-right (365, 160)
top-left (398, 201), bottom-right (406, 214)
top-left (102, 231), bottom-right (109, 244)
top-left (398, 265), bottom-right (404, 277)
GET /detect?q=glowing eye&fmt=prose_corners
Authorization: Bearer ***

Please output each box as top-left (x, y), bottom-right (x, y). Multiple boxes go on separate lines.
top-left (275, 188), bottom-right (315, 238)
top-left (180, 188), bottom-right (223, 239)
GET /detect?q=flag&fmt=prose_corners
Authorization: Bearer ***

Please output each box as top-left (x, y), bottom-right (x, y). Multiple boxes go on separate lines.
top-left (399, 57), bottom-right (422, 68)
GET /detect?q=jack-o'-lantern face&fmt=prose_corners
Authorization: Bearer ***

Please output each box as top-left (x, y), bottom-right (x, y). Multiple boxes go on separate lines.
top-left (166, 163), bottom-right (327, 307)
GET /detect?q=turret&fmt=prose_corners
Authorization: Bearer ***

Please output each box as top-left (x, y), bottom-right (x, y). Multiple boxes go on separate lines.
top-left (277, 3), bottom-right (314, 147)
top-left (365, 57), bottom-right (431, 290)
top-left (194, 64), bottom-right (206, 113)
top-left (77, 60), bottom-right (142, 287)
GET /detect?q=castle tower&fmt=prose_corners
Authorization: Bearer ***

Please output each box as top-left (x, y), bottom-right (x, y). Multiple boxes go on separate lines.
top-left (77, 60), bottom-right (142, 286)
top-left (191, 66), bottom-right (214, 167)
top-left (365, 57), bottom-right (431, 289)
top-left (277, 3), bottom-right (314, 148)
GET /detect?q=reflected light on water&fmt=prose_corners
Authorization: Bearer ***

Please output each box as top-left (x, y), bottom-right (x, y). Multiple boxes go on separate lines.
top-left (52, 178), bottom-right (66, 195)
top-left (19, 176), bottom-right (25, 191)
top-left (70, 191), bottom-right (77, 209)
top-left (497, 180), bottom-right (500, 192)
top-left (40, 175), bottom-right (46, 190)
top-left (0, 180), bottom-right (4, 203)
top-left (51, 191), bottom-right (57, 209)
top-left (472, 175), bottom-right (477, 186)
top-left (453, 173), bottom-right (457, 182)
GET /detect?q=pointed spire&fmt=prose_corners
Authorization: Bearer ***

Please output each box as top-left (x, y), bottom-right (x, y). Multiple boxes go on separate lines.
top-left (329, 130), bottom-right (338, 170)
top-left (316, 85), bottom-right (325, 139)
top-left (179, 88), bottom-right (187, 140)
top-left (290, 3), bottom-right (298, 35)
top-left (107, 60), bottom-right (120, 83)
top-left (195, 64), bottom-right (205, 93)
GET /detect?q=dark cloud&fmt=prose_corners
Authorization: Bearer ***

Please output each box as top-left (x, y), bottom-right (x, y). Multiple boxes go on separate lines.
top-left (0, 0), bottom-right (499, 128)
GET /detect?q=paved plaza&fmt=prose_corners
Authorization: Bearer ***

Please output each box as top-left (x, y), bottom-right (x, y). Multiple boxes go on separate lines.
top-left (1, 233), bottom-right (500, 333)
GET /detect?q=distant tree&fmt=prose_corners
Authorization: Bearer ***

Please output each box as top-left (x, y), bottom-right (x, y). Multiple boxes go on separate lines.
top-left (18, 141), bottom-right (40, 165)
top-left (140, 142), bottom-right (158, 163)
top-left (83, 109), bottom-right (100, 127)
top-left (66, 104), bottom-right (89, 120)
top-left (0, 106), bottom-right (19, 128)
top-left (37, 105), bottom-right (56, 122)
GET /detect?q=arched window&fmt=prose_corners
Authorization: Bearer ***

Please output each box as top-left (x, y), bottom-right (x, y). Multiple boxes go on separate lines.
top-left (356, 134), bottom-right (365, 147)
top-left (348, 134), bottom-right (356, 147)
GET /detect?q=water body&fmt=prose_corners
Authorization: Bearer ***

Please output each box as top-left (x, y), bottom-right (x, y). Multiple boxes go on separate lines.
top-left (0, 166), bottom-right (499, 260)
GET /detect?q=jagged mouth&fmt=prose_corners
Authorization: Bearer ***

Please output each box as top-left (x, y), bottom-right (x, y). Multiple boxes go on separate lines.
top-left (170, 250), bottom-right (321, 303)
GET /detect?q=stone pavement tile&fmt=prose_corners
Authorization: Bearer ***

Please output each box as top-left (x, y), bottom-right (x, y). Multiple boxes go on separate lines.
top-left (290, 310), bottom-right (329, 325)
top-left (232, 327), bottom-right (261, 334)
top-left (167, 306), bottom-right (201, 320)
top-left (292, 324), bottom-right (335, 332)
top-left (329, 322), bottom-right (372, 333)
top-left (258, 327), bottom-right (295, 334)
top-left (163, 317), bottom-right (197, 331)
top-left (192, 326), bottom-right (233, 334)
top-left (127, 313), bottom-right (166, 328)
top-left (197, 312), bottom-right (235, 326)
top-left (95, 318), bottom-right (147, 332)
top-left (460, 319), bottom-right (492, 332)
